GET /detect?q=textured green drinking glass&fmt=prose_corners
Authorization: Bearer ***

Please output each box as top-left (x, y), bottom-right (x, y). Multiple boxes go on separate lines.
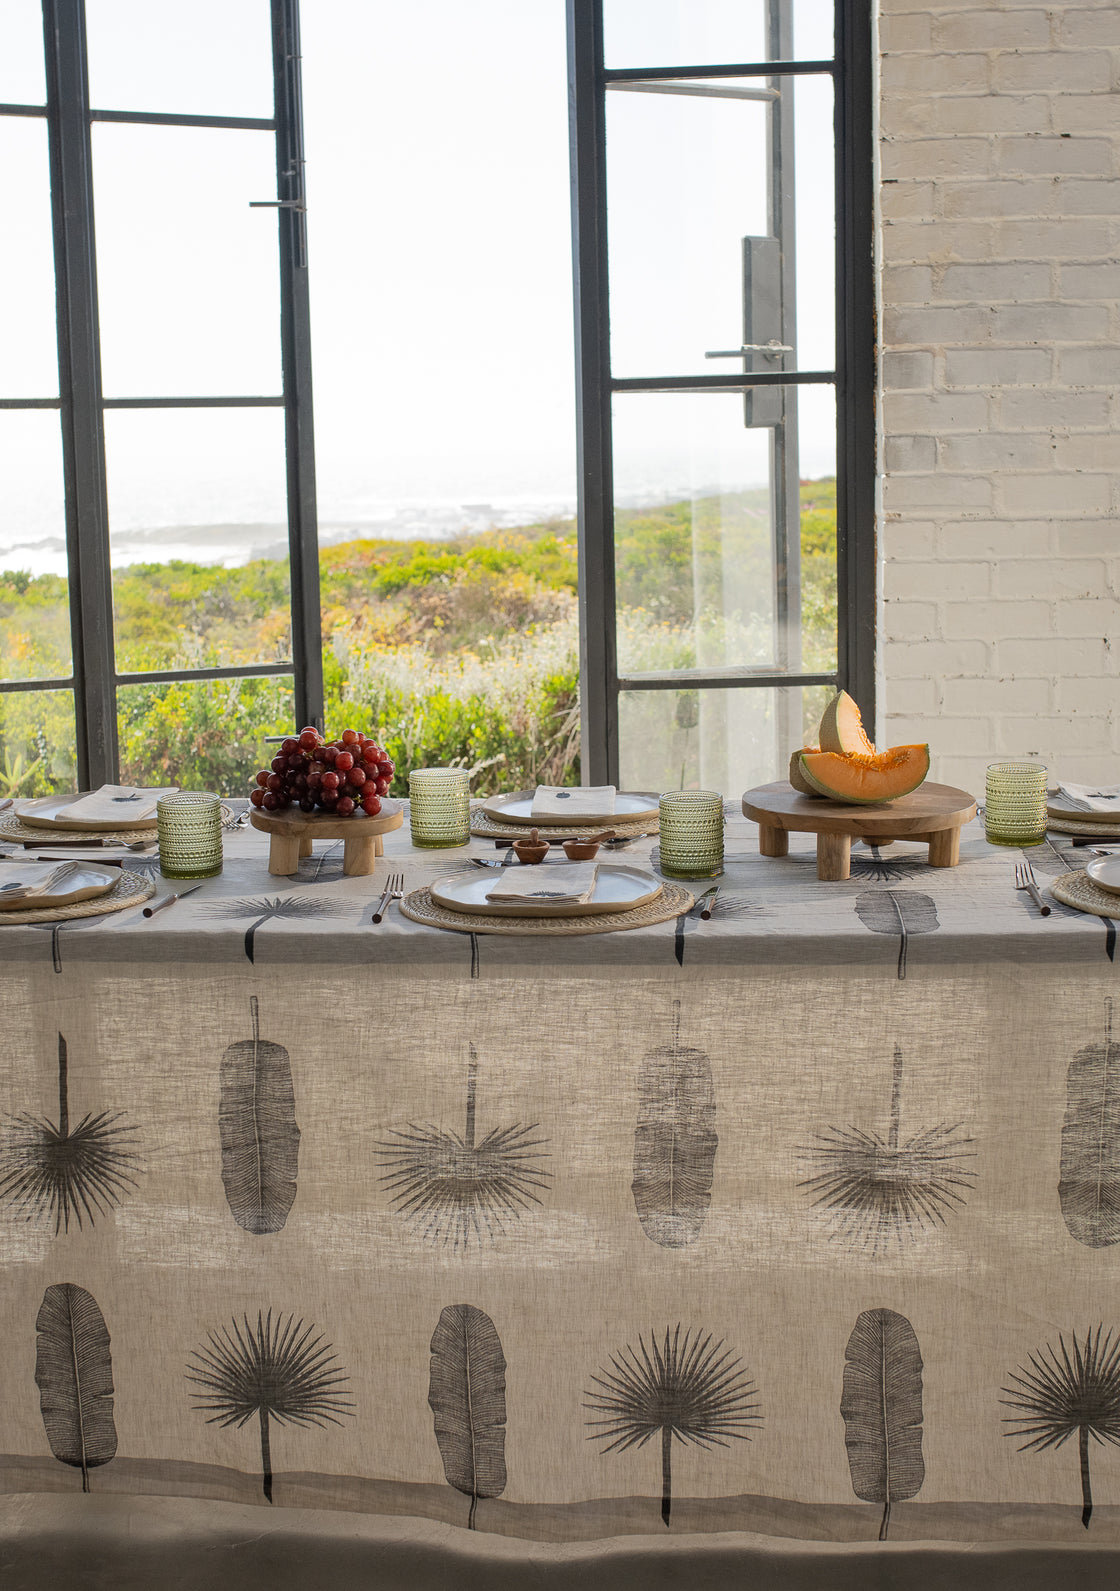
top-left (156, 792), bottom-right (223, 879)
top-left (409, 767), bottom-right (471, 848)
top-left (657, 790), bottom-right (725, 879)
top-left (984, 762), bottom-right (1047, 847)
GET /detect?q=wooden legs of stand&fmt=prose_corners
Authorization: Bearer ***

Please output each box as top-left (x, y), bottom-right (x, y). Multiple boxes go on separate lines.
top-left (927, 827), bottom-right (960, 868)
top-left (269, 832), bottom-right (386, 876)
top-left (758, 824), bottom-right (789, 859)
top-left (816, 832), bottom-right (851, 881)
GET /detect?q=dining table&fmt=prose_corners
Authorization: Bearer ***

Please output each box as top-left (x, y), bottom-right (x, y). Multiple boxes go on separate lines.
top-left (2, 799), bottom-right (1120, 1590)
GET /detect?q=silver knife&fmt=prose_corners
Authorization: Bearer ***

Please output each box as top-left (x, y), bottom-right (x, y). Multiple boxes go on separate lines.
top-left (142, 884), bottom-right (202, 918)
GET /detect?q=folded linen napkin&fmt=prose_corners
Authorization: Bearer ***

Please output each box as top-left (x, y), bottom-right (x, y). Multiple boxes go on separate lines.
top-left (1058, 783), bottom-right (1120, 815)
top-left (485, 862), bottom-right (599, 905)
top-left (530, 785), bottom-right (616, 821)
top-left (0, 860), bottom-right (79, 909)
top-left (55, 784), bottom-right (177, 825)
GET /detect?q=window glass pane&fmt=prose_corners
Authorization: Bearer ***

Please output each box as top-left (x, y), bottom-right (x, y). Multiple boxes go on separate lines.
top-left (0, 0), bottom-right (46, 104)
top-left (117, 675), bottom-right (293, 796)
top-left (603, 0), bottom-right (832, 68)
top-left (606, 73), bottom-right (834, 380)
top-left (619, 683), bottom-right (829, 797)
top-left (0, 413), bottom-right (70, 679)
top-left (104, 409), bottom-right (291, 673)
top-left (612, 389), bottom-right (836, 676)
top-left (0, 690), bottom-right (77, 797)
top-left (93, 125), bottom-right (282, 397)
top-left (2, 118), bottom-right (58, 398)
top-left (85, 0), bottom-right (273, 119)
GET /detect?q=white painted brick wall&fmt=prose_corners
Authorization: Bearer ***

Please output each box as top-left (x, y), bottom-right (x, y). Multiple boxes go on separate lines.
top-left (877, 0), bottom-right (1120, 791)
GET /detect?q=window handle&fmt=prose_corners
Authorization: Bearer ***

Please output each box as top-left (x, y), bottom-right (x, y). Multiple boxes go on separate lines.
top-left (249, 200), bottom-right (307, 212)
top-left (705, 341), bottom-right (792, 358)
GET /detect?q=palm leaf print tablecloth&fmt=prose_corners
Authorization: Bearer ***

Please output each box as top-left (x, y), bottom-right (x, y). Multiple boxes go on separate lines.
top-left (2, 812), bottom-right (1120, 1584)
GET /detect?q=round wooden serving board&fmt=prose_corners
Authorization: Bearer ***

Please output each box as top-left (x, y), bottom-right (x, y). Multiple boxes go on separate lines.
top-left (250, 800), bottom-right (403, 876)
top-left (742, 781), bottom-right (977, 881)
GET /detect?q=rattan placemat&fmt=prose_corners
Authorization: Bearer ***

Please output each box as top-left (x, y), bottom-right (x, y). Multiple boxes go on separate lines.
top-left (399, 882), bottom-right (694, 934)
top-left (469, 811), bottom-right (658, 842)
top-left (1, 802), bottom-right (233, 847)
top-left (1048, 870), bottom-right (1120, 918)
top-left (1047, 815), bottom-right (1120, 836)
top-left (0, 868), bottom-right (155, 924)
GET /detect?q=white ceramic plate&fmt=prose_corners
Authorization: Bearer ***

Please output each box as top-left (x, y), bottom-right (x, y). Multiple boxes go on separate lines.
top-left (429, 864), bottom-right (663, 918)
top-left (0, 861), bottom-right (120, 911)
top-left (15, 790), bottom-right (173, 831)
top-left (1047, 793), bottom-right (1120, 823)
top-left (480, 790), bottom-right (659, 827)
top-left (1086, 856), bottom-right (1120, 895)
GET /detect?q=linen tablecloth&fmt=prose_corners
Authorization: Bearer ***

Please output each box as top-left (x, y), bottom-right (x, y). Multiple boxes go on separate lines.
top-left (2, 808), bottom-right (1120, 1584)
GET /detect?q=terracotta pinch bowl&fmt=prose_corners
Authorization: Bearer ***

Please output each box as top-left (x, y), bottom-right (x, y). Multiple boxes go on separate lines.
top-left (512, 827), bottom-right (551, 865)
top-left (562, 830), bottom-right (617, 861)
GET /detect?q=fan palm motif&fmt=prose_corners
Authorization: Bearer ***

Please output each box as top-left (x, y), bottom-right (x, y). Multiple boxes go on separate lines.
top-left (375, 1043), bottom-right (550, 1249)
top-left (205, 895), bottom-right (347, 962)
top-left (848, 847), bottom-right (928, 883)
top-left (186, 1309), bottom-right (354, 1502)
top-left (0, 1033), bottom-right (141, 1232)
top-left (584, 1324), bottom-right (762, 1528)
top-left (799, 1045), bottom-right (975, 1251)
top-left (1002, 1325), bottom-right (1120, 1529)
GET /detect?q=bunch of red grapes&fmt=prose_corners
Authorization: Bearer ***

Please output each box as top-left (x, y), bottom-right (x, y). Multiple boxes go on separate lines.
top-left (249, 727), bottom-right (395, 818)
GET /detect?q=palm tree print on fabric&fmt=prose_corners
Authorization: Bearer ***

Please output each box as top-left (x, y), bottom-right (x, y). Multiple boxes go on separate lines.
top-left (799, 1046), bottom-right (975, 1251)
top-left (204, 895), bottom-right (348, 963)
top-left (0, 1033), bottom-right (141, 1232)
top-left (1002, 1325), bottom-right (1120, 1529)
top-left (584, 1324), bottom-right (761, 1528)
top-left (186, 1309), bottom-right (354, 1503)
top-left (376, 1043), bottom-right (550, 1249)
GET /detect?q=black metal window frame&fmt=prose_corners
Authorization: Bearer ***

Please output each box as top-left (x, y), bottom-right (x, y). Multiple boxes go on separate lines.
top-left (566, 0), bottom-right (876, 784)
top-left (0, 0), bottom-right (322, 790)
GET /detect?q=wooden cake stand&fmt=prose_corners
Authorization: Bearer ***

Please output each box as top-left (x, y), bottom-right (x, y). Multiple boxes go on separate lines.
top-left (250, 801), bottom-right (403, 876)
top-left (742, 781), bottom-right (977, 881)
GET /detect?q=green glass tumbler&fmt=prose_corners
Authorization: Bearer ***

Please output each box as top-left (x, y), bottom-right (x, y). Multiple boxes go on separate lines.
top-left (156, 791), bottom-right (223, 879)
top-left (984, 762), bottom-right (1047, 847)
top-left (409, 767), bottom-right (471, 848)
top-left (658, 790), bottom-right (725, 879)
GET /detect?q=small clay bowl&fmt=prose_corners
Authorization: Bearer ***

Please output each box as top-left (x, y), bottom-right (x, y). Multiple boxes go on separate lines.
top-left (512, 827), bottom-right (550, 865)
top-left (562, 837), bottom-right (601, 861)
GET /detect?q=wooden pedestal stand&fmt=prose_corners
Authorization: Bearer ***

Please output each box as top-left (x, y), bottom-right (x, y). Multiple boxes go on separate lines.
top-left (249, 801), bottom-right (404, 876)
top-left (741, 782), bottom-right (977, 881)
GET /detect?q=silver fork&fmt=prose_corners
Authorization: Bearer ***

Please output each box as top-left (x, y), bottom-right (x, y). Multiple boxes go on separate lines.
top-left (371, 871), bottom-right (405, 923)
top-left (1015, 859), bottom-right (1051, 917)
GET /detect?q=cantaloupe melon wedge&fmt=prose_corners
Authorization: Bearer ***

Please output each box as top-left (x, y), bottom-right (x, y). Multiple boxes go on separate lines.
top-left (789, 748), bottom-right (825, 797)
top-left (818, 690), bottom-right (876, 756)
top-left (798, 744), bottom-right (931, 804)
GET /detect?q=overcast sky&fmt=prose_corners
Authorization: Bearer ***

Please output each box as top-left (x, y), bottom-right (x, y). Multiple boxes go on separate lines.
top-left (1, 0), bottom-right (836, 564)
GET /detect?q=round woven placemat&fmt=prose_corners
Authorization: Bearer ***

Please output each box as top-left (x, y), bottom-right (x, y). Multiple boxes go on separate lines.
top-left (1047, 815), bottom-right (1120, 836)
top-left (1, 802), bottom-right (233, 847)
top-left (1049, 870), bottom-right (1120, 918)
top-left (399, 881), bottom-right (694, 934)
top-left (469, 811), bottom-right (658, 842)
top-left (0, 868), bottom-right (155, 924)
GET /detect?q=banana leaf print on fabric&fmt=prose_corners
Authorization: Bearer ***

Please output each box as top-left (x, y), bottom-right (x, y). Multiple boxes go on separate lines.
top-left (1002, 1324), bottom-right (1120, 1529)
top-left (219, 997), bottom-right (300, 1235)
top-left (428, 1303), bottom-right (507, 1530)
top-left (854, 889), bottom-right (939, 980)
top-left (841, 1307), bottom-right (925, 1540)
top-left (799, 1046), bottom-right (975, 1251)
top-left (376, 1043), bottom-right (550, 1249)
top-left (187, 1309), bottom-right (353, 1503)
top-left (631, 1002), bottom-right (718, 1248)
top-left (0, 1033), bottom-right (141, 1233)
top-left (1060, 999), bottom-right (1120, 1247)
top-left (35, 1282), bottom-right (117, 1492)
top-left (585, 1324), bottom-right (761, 1529)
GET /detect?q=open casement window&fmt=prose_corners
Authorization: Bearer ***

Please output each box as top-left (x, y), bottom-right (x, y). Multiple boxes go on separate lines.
top-left (567, 0), bottom-right (875, 793)
top-left (0, 0), bottom-right (319, 794)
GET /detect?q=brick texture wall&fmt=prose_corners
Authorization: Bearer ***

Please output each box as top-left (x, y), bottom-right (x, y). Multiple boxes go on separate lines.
top-left (878, 0), bottom-right (1119, 790)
